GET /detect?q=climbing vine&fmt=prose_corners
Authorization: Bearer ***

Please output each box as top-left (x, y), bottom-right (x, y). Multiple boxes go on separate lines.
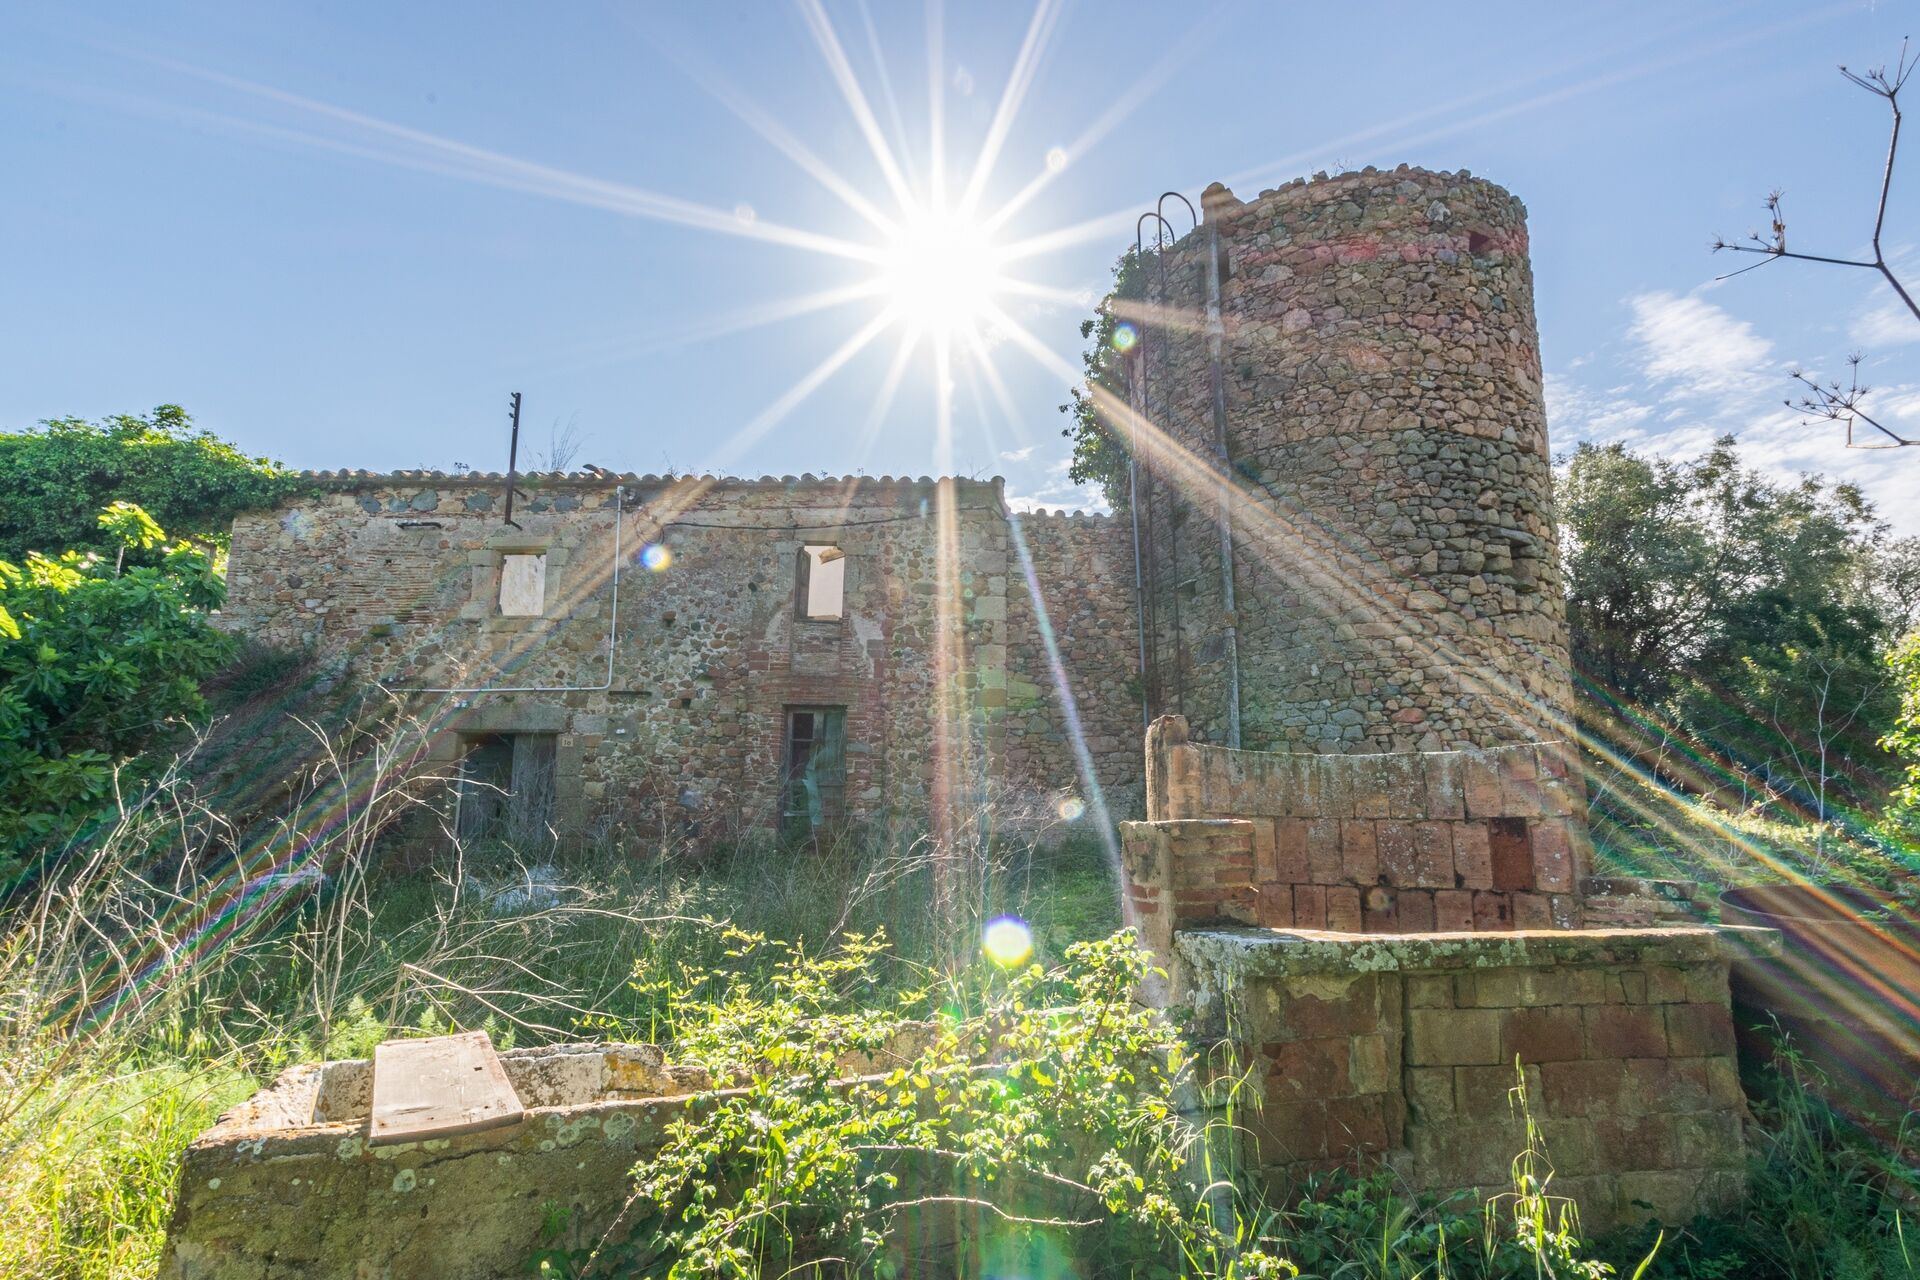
top-left (1058, 249), bottom-right (1148, 512)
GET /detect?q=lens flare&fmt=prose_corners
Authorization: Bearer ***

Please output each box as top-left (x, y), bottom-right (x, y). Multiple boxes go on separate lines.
top-left (1056, 795), bottom-right (1085, 821)
top-left (640, 543), bottom-right (671, 572)
top-left (982, 916), bottom-right (1033, 968)
top-left (1111, 322), bottom-right (1137, 352)
top-left (879, 207), bottom-right (1004, 336)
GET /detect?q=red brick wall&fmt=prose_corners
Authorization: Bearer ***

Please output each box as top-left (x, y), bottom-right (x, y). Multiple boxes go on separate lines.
top-left (1144, 715), bottom-right (1594, 931)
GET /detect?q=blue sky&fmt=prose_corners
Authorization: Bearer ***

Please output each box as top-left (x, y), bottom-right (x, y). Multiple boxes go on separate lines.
top-left (3, 1), bottom-right (1916, 529)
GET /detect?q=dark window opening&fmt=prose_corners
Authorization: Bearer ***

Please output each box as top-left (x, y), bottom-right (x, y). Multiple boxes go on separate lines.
top-left (1467, 229), bottom-right (1493, 256)
top-left (782, 707), bottom-right (846, 832)
top-left (456, 733), bottom-right (557, 847)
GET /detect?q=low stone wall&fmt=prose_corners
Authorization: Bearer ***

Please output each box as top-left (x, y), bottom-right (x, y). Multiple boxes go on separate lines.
top-left (162, 1043), bottom-right (722, 1280)
top-left (1143, 716), bottom-right (1593, 932)
top-left (1176, 925), bottom-right (1770, 1233)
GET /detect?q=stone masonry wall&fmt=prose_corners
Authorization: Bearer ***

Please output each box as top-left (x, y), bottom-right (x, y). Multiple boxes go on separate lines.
top-left (1142, 715), bottom-right (1594, 932)
top-left (222, 473), bottom-right (1142, 841)
top-left (1171, 926), bottom-right (1754, 1234)
top-left (1131, 166), bottom-right (1575, 753)
top-left (1003, 511), bottom-right (1144, 822)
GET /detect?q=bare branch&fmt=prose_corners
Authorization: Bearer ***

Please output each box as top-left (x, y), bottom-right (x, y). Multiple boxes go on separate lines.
top-left (1711, 39), bottom-right (1919, 452)
top-left (1787, 355), bottom-right (1916, 448)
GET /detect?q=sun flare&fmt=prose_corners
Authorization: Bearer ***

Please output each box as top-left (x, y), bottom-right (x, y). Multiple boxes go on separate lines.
top-left (876, 206), bottom-right (1006, 338)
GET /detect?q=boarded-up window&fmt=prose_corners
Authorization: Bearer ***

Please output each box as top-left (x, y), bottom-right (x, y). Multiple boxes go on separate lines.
top-left (499, 554), bottom-right (547, 616)
top-left (456, 733), bottom-right (557, 846)
top-left (795, 545), bottom-right (845, 620)
top-left (782, 707), bottom-right (846, 830)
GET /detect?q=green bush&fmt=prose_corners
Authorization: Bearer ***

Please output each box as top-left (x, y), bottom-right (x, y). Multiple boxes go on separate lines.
top-left (0, 504), bottom-right (233, 872)
top-left (0, 406), bottom-right (300, 561)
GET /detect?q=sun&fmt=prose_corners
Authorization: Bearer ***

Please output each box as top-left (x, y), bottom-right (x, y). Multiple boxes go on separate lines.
top-left (876, 205), bottom-right (1006, 338)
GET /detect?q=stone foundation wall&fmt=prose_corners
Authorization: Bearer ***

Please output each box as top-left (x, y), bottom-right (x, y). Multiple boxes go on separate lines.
top-left (1173, 926), bottom-right (1757, 1233)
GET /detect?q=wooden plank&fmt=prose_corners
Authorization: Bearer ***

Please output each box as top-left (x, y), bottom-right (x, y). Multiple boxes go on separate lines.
top-left (368, 1031), bottom-right (524, 1146)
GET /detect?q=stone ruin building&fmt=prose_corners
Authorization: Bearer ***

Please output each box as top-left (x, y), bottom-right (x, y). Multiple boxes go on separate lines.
top-left (170, 166), bottom-right (1770, 1275)
top-left (223, 165), bottom-right (1576, 852)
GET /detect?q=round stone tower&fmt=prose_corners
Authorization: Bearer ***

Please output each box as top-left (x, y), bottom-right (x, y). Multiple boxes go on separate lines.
top-left (1133, 165), bottom-right (1574, 752)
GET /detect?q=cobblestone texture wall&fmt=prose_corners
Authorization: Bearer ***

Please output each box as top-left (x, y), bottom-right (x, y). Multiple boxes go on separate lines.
top-left (222, 474), bottom-right (1141, 841)
top-left (1133, 165), bottom-right (1574, 752)
top-left (1141, 716), bottom-right (1594, 932)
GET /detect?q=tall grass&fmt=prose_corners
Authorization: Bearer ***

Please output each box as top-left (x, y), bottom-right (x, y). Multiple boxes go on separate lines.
top-left (5, 718), bottom-right (1918, 1278)
top-left (0, 726), bottom-right (1120, 1279)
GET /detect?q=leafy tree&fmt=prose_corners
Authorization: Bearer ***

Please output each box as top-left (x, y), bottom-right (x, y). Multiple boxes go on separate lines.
top-left (1558, 442), bottom-right (1714, 705)
top-left (1881, 631), bottom-right (1920, 844)
top-left (0, 405), bottom-right (301, 561)
top-left (1059, 250), bottom-right (1147, 511)
top-left (0, 504), bottom-right (233, 872)
top-left (1559, 437), bottom-right (1901, 820)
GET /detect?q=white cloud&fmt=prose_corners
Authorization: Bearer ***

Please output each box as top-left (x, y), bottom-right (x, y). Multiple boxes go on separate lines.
top-left (1004, 457), bottom-right (1111, 515)
top-left (1876, 385), bottom-right (1920, 424)
top-left (1543, 371), bottom-right (1654, 444)
top-left (998, 445), bottom-right (1036, 462)
top-left (1627, 291), bottom-right (1774, 398)
top-left (1850, 297), bottom-right (1920, 348)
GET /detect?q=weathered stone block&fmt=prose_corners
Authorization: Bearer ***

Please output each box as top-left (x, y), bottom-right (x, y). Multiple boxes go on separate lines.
top-left (1407, 1008), bottom-right (1501, 1066)
top-left (1531, 819), bottom-right (1575, 893)
top-left (1325, 886), bottom-right (1364, 933)
top-left (1251, 1098), bottom-right (1329, 1162)
top-left (1274, 818), bottom-right (1310, 882)
top-left (1341, 820), bottom-right (1379, 884)
top-left (1349, 1034), bottom-right (1394, 1094)
top-left (1583, 1005), bottom-right (1668, 1059)
top-left (1406, 1066), bottom-right (1455, 1122)
top-left (1452, 1063), bottom-right (1540, 1120)
top-left (1434, 889), bottom-right (1474, 932)
top-left (1502, 1006), bottom-right (1585, 1062)
top-left (1411, 822), bottom-right (1454, 888)
top-left (1488, 817), bottom-right (1533, 891)
top-left (1325, 1094), bottom-right (1391, 1154)
top-left (1423, 752), bottom-right (1466, 819)
top-left (1541, 1059), bottom-right (1629, 1117)
top-left (1452, 823), bottom-right (1493, 890)
top-left (1267, 1037), bottom-right (1352, 1098)
top-left (1274, 974), bottom-right (1383, 1039)
top-left (1664, 1002), bottom-right (1736, 1058)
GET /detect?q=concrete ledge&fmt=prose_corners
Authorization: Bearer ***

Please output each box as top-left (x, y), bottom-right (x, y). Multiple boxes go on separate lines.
top-left (1177, 924), bottom-right (1780, 980)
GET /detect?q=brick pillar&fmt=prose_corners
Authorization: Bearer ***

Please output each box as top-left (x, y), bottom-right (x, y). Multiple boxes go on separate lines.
top-left (1119, 817), bottom-right (1256, 1006)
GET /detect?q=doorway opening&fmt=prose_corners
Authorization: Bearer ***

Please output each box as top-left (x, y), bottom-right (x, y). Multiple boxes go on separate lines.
top-left (456, 733), bottom-right (558, 847)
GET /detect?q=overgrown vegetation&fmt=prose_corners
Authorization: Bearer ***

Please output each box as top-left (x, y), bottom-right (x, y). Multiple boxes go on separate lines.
top-left (0, 747), bottom-right (1125, 1278)
top-left (0, 504), bottom-right (234, 874)
top-left (6, 403), bottom-right (1920, 1278)
top-left (0, 406), bottom-right (302, 562)
top-left (1558, 437), bottom-right (1920, 887)
top-left (1059, 248), bottom-right (1147, 511)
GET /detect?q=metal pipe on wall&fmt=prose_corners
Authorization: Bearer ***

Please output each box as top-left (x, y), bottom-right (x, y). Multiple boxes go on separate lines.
top-left (1203, 210), bottom-right (1243, 749)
